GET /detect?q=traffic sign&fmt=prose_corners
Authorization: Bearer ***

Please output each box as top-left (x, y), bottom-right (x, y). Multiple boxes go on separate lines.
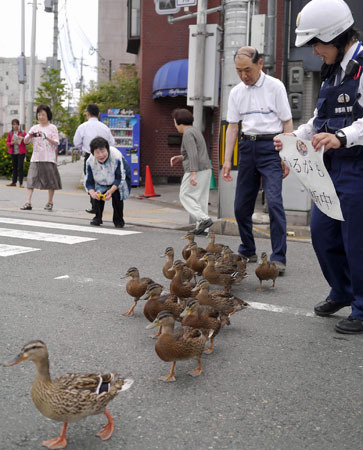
top-left (176, 0), bottom-right (197, 6)
top-left (154, 0), bottom-right (181, 15)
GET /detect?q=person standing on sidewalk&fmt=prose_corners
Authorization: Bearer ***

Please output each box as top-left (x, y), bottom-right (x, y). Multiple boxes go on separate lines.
top-left (73, 104), bottom-right (115, 213)
top-left (275, 0), bottom-right (363, 334)
top-left (21, 104), bottom-right (61, 211)
top-left (170, 108), bottom-right (213, 235)
top-left (222, 46), bottom-right (292, 274)
top-left (6, 119), bottom-right (27, 188)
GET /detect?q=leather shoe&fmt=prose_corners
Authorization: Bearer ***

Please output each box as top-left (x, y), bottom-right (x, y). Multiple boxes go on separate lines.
top-left (335, 317), bottom-right (363, 334)
top-left (271, 260), bottom-right (286, 275)
top-left (194, 218), bottom-right (213, 235)
top-left (90, 219), bottom-right (102, 226)
top-left (86, 208), bottom-right (96, 214)
top-left (238, 253), bottom-right (258, 263)
top-left (114, 221), bottom-right (125, 228)
top-left (314, 297), bottom-right (351, 317)
top-left (7, 183), bottom-right (16, 187)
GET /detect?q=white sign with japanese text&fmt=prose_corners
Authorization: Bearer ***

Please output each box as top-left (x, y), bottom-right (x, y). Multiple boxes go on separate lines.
top-left (279, 136), bottom-right (344, 221)
top-left (176, 0), bottom-right (197, 6)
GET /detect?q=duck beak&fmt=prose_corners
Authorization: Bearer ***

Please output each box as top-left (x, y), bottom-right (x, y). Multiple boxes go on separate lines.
top-left (146, 320), bottom-right (159, 329)
top-left (180, 308), bottom-right (189, 318)
top-left (141, 292), bottom-right (150, 300)
top-left (3, 352), bottom-right (26, 367)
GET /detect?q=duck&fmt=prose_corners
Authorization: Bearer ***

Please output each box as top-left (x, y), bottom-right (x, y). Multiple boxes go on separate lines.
top-left (121, 267), bottom-right (154, 316)
top-left (192, 278), bottom-right (249, 319)
top-left (169, 260), bottom-right (196, 300)
top-left (186, 242), bottom-right (206, 276)
top-left (181, 232), bottom-right (206, 261)
top-left (142, 282), bottom-right (184, 338)
top-left (180, 298), bottom-right (221, 354)
top-left (160, 247), bottom-right (194, 282)
top-left (255, 252), bottom-right (279, 291)
top-left (201, 253), bottom-right (247, 292)
top-left (3, 340), bottom-right (134, 449)
top-left (146, 310), bottom-right (209, 382)
top-left (221, 246), bottom-right (248, 273)
top-left (205, 232), bottom-right (224, 255)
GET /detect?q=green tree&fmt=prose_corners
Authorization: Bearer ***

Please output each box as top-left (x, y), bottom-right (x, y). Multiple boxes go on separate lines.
top-left (34, 68), bottom-right (70, 133)
top-left (78, 65), bottom-right (139, 123)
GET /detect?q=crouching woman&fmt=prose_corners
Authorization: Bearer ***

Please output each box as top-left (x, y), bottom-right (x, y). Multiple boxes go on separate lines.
top-left (85, 136), bottom-right (131, 228)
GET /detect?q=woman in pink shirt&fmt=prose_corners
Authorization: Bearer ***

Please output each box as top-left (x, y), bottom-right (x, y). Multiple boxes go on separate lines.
top-left (21, 104), bottom-right (62, 211)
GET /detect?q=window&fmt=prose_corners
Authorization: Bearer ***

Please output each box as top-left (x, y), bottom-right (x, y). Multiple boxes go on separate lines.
top-left (127, 0), bottom-right (140, 54)
top-left (10, 110), bottom-right (18, 115)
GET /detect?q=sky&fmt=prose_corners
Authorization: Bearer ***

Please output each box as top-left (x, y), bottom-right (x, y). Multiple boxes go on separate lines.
top-left (0, 0), bottom-right (98, 105)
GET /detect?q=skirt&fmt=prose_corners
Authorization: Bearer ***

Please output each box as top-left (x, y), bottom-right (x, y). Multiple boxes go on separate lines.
top-left (27, 162), bottom-right (62, 190)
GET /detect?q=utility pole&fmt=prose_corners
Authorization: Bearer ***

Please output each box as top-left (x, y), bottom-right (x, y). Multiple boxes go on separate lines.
top-left (53, 0), bottom-right (58, 63)
top-left (19, 0), bottom-right (26, 130)
top-left (192, 0), bottom-right (207, 132)
top-left (27, 0), bottom-right (37, 132)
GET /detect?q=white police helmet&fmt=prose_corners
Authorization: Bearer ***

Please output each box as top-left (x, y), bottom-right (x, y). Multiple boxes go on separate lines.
top-left (295, 0), bottom-right (354, 47)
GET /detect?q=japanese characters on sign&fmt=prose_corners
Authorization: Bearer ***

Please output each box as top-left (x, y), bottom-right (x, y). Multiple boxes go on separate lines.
top-left (279, 135), bottom-right (344, 221)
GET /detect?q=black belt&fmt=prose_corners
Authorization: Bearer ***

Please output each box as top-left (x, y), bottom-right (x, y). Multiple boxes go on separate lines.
top-left (241, 133), bottom-right (277, 141)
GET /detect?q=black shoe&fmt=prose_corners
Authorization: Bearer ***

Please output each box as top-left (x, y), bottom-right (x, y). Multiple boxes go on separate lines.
top-left (114, 222), bottom-right (125, 228)
top-left (335, 317), bottom-right (363, 334)
top-left (90, 219), bottom-right (102, 226)
top-left (86, 208), bottom-right (96, 214)
top-left (194, 218), bottom-right (213, 235)
top-left (238, 253), bottom-right (258, 263)
top-left (314, 297), bottom-right (351, 317)
top-left (271, 260), bottom-right (286, 275)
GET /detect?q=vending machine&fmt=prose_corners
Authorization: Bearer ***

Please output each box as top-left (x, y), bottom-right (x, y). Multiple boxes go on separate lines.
top-left (100, 109), bottom-right (140, 186)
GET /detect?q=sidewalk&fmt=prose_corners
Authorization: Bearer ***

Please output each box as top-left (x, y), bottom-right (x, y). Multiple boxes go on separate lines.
top-left (0, 155), bottom-right (311, 242)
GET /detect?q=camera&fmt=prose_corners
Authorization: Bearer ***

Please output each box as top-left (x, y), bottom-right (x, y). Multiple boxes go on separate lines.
top-left (32, 132), bottom-right (42, 137)
top-left (98, 193), bottom-right (106, 201)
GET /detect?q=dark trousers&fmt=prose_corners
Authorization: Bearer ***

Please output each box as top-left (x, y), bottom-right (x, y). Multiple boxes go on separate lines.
top-left (11, 153), bottom-right (25, 184)
top-left (84, 153), bottom-right (95, 210)
top-left (94, 190), bottom-right (124, 226)
top-left (234, 139), bottom-right (286, 263)
top-left (311, 156), bottom-right (363, 320)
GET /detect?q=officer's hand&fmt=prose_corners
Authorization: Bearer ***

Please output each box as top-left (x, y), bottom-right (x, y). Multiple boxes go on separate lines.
top-left (222, 162), bottom-right (233, 182)
top-left (273, 133), bottom-right (295, 151)
top-left (281, 160), bottom-right (290, 179)
top-left (312, 133), bottom-right (341, 152)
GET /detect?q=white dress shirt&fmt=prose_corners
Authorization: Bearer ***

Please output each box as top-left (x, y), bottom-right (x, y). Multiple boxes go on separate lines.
top-left (227, 71), bottom-right (292, 135)
top-left (295, 41), bottom-right (363, 147)
top-left (73, 117), bottom-right (115, 154)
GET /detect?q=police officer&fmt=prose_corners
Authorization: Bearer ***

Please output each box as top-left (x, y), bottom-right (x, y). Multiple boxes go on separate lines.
top-left (222, 46), bottom-right (293, 274)
top-left (275, 0), bottom-right (363, 333)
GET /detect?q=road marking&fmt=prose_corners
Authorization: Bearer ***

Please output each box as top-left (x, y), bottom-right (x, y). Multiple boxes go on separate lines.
top-left (0, 228), bottom-right (96, 244)
top-left (248, 301), bottom-right (315, 317)
top-left (0, 218), bottom-right (141, 236)
top-left (0, 244), bottom-right (41, 257)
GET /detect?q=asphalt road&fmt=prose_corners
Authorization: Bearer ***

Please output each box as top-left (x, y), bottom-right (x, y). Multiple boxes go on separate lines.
top-left (1, 213), bottom-right (362, 450)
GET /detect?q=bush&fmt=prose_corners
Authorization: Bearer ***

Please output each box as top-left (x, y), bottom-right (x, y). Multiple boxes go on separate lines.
top-left (0, 133), bottom-right (32, 178)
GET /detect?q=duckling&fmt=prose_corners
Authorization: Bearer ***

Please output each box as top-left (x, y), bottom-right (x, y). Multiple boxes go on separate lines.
top-left (121, 267), bottom-right (154, 316)
top-left (222, 246), bottom-right (248, 273)
top-left (181, 232), bottom-right (206, 261)
top-left (205, 232), bottom-right (224, 255)
top-left (186, 242), bottom-right (206, 276)
top-left (3, 340), bottom-right (134, 449)
top-left (146, 310), bottom-right (208, 382)
top-left (201, 253), bottom-right (247, 292)
top-left (180, 298), bottom-right (221, 354)
top-left (161, 247), bottom-right (194, 282)
top-left (192, 278), bottom-right (249, 319)
top-left (142, 282), bottom-right (183, 338)
top-left (255, 252), bottom-right (279, 291)
top-left (170, 260), bottom-right (196, 300)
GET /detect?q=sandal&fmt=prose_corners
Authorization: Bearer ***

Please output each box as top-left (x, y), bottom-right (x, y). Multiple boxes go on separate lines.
top-left (44, 202), bottom-right (53, 211)
top-left (20, 203), bottom-right (32, 210)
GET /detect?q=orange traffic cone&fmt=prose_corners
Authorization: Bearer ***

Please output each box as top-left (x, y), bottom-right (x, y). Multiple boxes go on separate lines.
top-left (139, 165), bottom-right (160, 199)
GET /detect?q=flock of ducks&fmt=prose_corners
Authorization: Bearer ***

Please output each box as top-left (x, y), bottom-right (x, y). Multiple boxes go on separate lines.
top-left (121, 232), bottom-right (280, 383)
top-left (3, 231), bottom-right (280, 449)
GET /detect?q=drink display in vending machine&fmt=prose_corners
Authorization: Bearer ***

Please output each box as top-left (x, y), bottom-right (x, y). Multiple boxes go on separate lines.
top-left (100, 109), bottom-right (140, 186)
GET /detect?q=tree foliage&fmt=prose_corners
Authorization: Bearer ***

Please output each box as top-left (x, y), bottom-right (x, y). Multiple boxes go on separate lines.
top-left (78, 66), bottom-right (139, 123)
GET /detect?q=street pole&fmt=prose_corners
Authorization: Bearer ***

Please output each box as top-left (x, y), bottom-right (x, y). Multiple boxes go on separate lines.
top-left (20, 0), bottom-right (26, 130)
top-left (264, 0), bottom-right (276, 74)
top-left (53, 0), bottom-right (58, 63)
top-left (27, 0), bottom-right (37, 132)
top-left (192, 0), bottom-right (207, 132)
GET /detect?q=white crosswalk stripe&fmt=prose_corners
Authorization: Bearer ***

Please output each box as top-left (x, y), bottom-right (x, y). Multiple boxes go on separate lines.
top-left (0, 244), bottom-right (41, 257)
top-left (0, 228), bottom-right (96, 244)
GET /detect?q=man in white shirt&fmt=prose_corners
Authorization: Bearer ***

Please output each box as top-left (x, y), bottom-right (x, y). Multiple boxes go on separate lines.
top-left (73, 104), bottom-right (115, 213)
top-left (222, 46), bottom-right (293, 273)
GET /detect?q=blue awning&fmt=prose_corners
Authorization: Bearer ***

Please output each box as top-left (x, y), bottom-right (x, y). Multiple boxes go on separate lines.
top-left (152, 59), bottom-right (188, 99)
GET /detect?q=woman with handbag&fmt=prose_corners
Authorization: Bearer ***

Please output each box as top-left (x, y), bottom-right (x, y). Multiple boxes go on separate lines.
top-left (6, 119), bottom-right (27, 187)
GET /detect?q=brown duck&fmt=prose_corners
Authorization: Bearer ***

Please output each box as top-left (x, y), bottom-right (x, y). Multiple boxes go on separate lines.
top-left (161, 247), bottom-right (194, 282)
top-left (170, 260), bottom-right (196, 300)
top-left (201, 253), bottom-right (247, 292)
top-left (180, 298), bottom-right (221, 354)
top-left (205, 232), bottom-right (224, 255)
top-left (192, 278), bottom-right (249, 319)
top-left (142, 282), bottom-right (184, 338)
top-left (146, 310), bottom-right (209, 382)
top-left (181, 232), bottom-right (206, 261)
top-left (221, 246), bottom-right (248, 273)
top-left (255, 252), bottom-right (279, 291)
top-left (121, 267), bottom-right (154, 316)
top-left (186, 242), bottom-right (206, 276)
top-left (3, 340), bottom-right (134, 449)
